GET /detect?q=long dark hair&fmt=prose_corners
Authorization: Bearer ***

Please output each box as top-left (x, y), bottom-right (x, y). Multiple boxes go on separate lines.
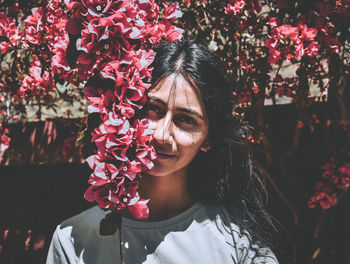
top-left (149, 40), bottom-right (278, 250)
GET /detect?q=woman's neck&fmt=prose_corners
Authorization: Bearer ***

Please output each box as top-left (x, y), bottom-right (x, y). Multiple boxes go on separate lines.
top-left (137, 169), bottom-right (194, 221)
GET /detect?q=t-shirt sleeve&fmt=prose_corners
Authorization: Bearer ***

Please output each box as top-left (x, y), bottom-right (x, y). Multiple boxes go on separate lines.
top-left (238, 243), bottom-right (279, 264)
top-left (216, 206), bottom-right (279, 264)
top-left (46, 226), bottom-right (69, 264)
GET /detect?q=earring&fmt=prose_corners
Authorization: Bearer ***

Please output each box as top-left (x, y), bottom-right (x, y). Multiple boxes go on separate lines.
top-left (200, 145), bottom-right (211, 153)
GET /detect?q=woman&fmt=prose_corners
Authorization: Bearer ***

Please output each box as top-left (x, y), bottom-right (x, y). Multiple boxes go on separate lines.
top-left (46, 41), bottom-right (279, 263)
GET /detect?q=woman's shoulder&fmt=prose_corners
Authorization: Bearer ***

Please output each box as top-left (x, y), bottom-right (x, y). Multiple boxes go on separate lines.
top-left (54, 206), bottom-right (109, 243)
top-left (60, 206), bottom-right (108, 229)
top-left (46, 206), bottom-right (117, 264)
top-left (200, 203), bottom-right (279, 263)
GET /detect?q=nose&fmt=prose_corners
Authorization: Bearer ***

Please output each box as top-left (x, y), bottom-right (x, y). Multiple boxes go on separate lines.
top-left (149, 113), bottom-right (174, 145)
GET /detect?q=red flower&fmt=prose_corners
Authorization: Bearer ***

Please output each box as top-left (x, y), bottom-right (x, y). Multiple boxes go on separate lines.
top-left (225, 0), bottom-right (246, 16)
top-left (297, 121), bottom-right (304, 128)
top-left (0, 12), bottom-right (20, 54)
top-left (267, 48), bottom-right (281, 64)
top-left (294, 42), bottom-right (304, 60)
top-left (306, 41), bottom-right (320, 57)
top-left (265, 23), bottom-right (320, 64)
top-left (308, 192), bottom-right (337, 210)
top-left (18, 55), bottom-right (55, 101)
top-left (66, 0), bottom-right (181, 219)
top-left (0, 124), bottom-right (10, 151)
top-left (274, 25), bottom-right (299, 41)
top-left (144, 22), bottom-right (183, 44)
top-left (338, 163), bottom-right (350, 188)
top-left (163, 2), bottom-right (182, 21)
top-left (300, 25), bottom-right (318, 42)
top-left (84, 88), bottom-right (116, 114)
top-left (267, 17), bottom-right (279, 28)
top-left (128, 199), bottom-right (149, 219)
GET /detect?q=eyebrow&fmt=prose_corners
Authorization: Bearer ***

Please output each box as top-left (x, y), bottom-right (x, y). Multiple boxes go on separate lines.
top-left (148, 96), bottom-right (205, 120)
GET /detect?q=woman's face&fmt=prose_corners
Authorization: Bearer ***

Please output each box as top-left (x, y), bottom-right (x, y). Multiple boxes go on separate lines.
top-left (145, 73), bottom-right (209, 177)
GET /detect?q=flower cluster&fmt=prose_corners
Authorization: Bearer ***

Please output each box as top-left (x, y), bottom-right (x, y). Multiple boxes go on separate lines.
top-left (65, 0), bottom-right (183, 80)
top-left (18, 55), bottom-right (55, 104)
top-left (310, 1), bottom-right (346, 54)
top-left (0, 0), bottom-right (76, 103)
top-left (309, 157), bottom-right (350, 210)
top-left (224, 0), bottom-right (262, 17)
top-left (265, 22), bottom-right (320, 65)
top-left (23, 0), bottom-right (75, 84)
top-left (65, 0), bottom-right (183, 219)
top-left (0, 12), bottom-right (21, 54)
top-left (0, 124), bottom-right (10, 152)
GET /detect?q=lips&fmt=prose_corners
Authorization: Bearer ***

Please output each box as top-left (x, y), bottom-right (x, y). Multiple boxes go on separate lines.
top-left (156, 151), bottom-right (176, 159)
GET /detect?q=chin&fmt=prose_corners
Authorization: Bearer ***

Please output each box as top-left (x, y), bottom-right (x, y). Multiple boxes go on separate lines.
top-left (146, 166), bottom-right (172, 177)
top-left (146, 161), bottom-right (188, 177)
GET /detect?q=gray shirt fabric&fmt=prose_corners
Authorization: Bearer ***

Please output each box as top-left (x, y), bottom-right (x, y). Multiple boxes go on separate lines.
top-left (46, 202), bottom-right (278, 264)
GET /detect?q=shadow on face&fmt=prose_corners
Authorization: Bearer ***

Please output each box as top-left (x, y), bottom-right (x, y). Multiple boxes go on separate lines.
top-left (144, 73), bottom-right (209, 178)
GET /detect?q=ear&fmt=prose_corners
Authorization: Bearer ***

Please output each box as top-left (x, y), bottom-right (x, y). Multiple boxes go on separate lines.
top-left (200, 139), bottom-right (211, 153)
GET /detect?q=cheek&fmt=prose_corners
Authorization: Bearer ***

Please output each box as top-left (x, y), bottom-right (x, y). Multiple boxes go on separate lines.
top-left (174, 129), bottom-right (207, 151)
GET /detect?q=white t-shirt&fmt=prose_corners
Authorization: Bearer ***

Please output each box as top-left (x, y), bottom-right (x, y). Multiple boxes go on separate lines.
top-left (46, 202), bottom-right (278, 264)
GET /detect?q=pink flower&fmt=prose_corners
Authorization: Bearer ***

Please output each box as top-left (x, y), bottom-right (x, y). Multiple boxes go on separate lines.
top-left (66, 0), bottom-right (181, 219)
top-left (274, 25), bottom-right (299, 41)
top-left (265, 23), bottom-right (320, 64)
top-left (225, 0), bottom-right (246, 16)
top-left (294, 42), bottom-right (304, 60)
top-left (128, 199), bottom-right (150, 219)
top-left (275, 86), bottom-right (294, 97)
top-left (267, 17), bottom-right (279, 28)
top-left (84, 184), bottom-right (114, 209)
top-left (306, 41), bottom-right (320, 57)
top-left (338, 163), bottom-right (350, 177)
top-left (84, 88), bottom-right (115, 114)
top-left (0, 41), bottom-right (11, 54)
top-left (300, 25), bottom-right (318, 41)
top-left (18, 55), bottom-right (55, 101)
top-left (163, 2), bottom-right (182, 21)
top-left (308, 192), bottom-right (337, 209)
top-left (138, 0), bottom-right (160, 20)
top-left (0, 125), bottom-right (10, 151)
top-left (338, 163), bottom-right (350, 188)
top-left (144, 22), bottom-right (183, 44)
top-left (0, 12), bottom-right (20, 53)
top-left (265, 37), bottom-right (278, 49)
top-left (267, 48), bottom-right (281, 64)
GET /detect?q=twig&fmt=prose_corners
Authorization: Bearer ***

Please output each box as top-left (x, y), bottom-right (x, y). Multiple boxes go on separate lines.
top-left (259, 164), bottom-right (299, 225)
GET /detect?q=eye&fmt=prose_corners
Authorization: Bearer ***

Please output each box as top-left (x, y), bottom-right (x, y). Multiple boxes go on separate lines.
top-left (145, 102), bottom-right (163, 119)
top-left (175, 115), bottom-right (198, 125)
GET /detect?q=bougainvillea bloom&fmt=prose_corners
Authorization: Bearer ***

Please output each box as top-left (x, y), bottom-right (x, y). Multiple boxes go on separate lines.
top-left (0, 125), bottom-right (10, 151)
top-left (265, 23), bottom-right (319, 65)
top-left (64, 0), bottom-right (183, 219)
top-left (308, 191), bottom-right (337, 210)
top-left (0, 12), bottom-right (20, 54)
top-left (309, 156), bottom-right (350, 210)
